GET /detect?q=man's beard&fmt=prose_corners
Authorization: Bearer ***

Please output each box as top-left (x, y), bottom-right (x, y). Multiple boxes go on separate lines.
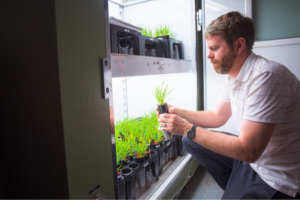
top-left (211, 50), bottom-right (237, 74)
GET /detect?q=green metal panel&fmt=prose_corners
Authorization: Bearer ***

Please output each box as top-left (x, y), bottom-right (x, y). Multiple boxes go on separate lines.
top-left (55, 0), bottom-right (115, 199)
top-left (1, 0), bottom-right (115, 199)
top-left (253, 0), bottom-right (300, 41)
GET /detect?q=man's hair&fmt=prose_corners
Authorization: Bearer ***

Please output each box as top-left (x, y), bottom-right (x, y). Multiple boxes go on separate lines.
top-left (205, 11), bottom-right (255, 50)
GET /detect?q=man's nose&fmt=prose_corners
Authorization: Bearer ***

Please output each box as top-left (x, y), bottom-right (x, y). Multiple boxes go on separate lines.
top-left (207, 50), bottom-right (214, 59)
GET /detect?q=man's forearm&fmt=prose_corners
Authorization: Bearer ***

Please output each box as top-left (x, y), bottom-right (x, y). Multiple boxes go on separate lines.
top-left (176, 100), bottom-right (231, 128)
top-left (178, 109), bottom-right (225, 128)
top-left (189, 120), bottom-right (276, 163)
top-left (193, 127), bottom-right (248, 161)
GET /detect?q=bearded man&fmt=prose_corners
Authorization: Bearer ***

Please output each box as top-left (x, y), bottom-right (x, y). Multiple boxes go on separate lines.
top-left (158, 11), bottom-right (300, 199)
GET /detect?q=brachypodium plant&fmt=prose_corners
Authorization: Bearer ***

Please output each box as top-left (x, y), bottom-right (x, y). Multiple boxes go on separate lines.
top-left (140, 26), bottom-right (154, 37)
top-left (152, 81), bottom-right (173, 106)
top-left (154, 24), bottom-right (177, 38)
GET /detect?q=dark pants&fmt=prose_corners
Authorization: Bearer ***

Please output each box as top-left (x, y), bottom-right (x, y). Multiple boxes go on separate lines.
top-left (182, 133), bottom-right (300, 199)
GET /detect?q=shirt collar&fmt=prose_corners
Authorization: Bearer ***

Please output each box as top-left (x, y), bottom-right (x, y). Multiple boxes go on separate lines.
top-left (234, 52), bottom-right (258, 82)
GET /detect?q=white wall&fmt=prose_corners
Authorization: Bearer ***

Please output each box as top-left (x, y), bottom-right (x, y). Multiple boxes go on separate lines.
top-left (253, 43), bottom-right (300, 80)
top-left (108, 1), bottom-right (123, 20)
top-left (204, 0), bottom-right (245, 135)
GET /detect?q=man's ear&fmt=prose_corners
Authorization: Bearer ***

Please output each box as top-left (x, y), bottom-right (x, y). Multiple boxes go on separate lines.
top-left (235, 37), bottom-right (246, 54)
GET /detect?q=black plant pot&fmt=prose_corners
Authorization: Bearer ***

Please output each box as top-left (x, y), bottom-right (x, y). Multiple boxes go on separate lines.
top-left (129, 163), bottom-right (139, 171)
top-left (144, 152), bottom-right (150, 159)
top-left (150, 142), bottom-right (161, 149)
top-left (157, 103), bottom-right (169, 114)
top-left (122, 168), bottom-right (132, 175)
top-left (128, 154), bottom-right (136, 161)
top-left (122, 159), bottom-right (129, 166)
top-left (149, 151), bottom-right (156, 158)
top-left (135, 156), bottom-right (145, 164)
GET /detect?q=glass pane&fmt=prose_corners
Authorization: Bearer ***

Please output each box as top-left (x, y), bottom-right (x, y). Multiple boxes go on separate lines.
top-left (253, 0), bottom-right (300, 41)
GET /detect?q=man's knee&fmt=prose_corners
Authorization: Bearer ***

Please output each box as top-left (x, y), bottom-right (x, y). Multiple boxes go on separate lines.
top-left (182, 136), bottom-right (192, 150)
top-left (182, 136), bottom-right (206, 154)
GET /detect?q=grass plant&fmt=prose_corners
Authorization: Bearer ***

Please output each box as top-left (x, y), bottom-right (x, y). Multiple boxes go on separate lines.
top-left (115, 110), bottom-right (165, 162)
top-left (135, 141), bottom-right (146, 158)
top-left (140, 26), bottom-right (154, 37)
top-left (154, 24), bottom-right (177, 38)
top-left (152, 81), bottom-right (173, 105)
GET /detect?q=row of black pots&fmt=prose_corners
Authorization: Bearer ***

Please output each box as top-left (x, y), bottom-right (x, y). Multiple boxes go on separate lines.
top-left (150, 135), bottom-right (178, 175)
top-left (119, 135), bottom-right (179, 179)
top-left (118, 151), bottom-right (157, 176)
top-left (118, 151), bottom-right (159, 199)
top-left (120, 149), bottom-right (152, 166)
top-left (118, 135), bottom-right (186, 199)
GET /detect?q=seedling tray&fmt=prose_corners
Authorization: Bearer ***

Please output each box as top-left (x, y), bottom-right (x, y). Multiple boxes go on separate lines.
top-left (110, 23), bottom-right (143, 56)
top-left (150, 136), bottom-right (177, 175)
top-left (142, 35), bottom-right (163, 57)
top-left (157, 35), bottom-right (184, 59)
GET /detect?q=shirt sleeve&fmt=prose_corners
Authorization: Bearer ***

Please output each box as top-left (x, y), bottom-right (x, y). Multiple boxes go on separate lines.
top-left (219, 77), bottom-right (231, 102)
top-left (243, 72), bottom-right (291, 123)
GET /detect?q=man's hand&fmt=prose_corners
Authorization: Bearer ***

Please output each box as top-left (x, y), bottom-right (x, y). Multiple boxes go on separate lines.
top-left (157, 113), bottom-right (192, 137)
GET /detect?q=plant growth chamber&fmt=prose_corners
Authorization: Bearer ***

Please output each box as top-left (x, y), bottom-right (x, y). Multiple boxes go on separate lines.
top-left (2, 0), bottom-right (300, 199)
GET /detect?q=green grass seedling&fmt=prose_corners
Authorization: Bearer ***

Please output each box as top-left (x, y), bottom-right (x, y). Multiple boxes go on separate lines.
top-left (154, 24), bottom-right (177, 38)
top-left (152, 81), bottom-right (173, 105)
top-left (140, 26), bottom-right (154, 37)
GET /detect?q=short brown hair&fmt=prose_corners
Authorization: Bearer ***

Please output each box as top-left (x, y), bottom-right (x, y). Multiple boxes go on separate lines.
top-left (205, 11), bottom-right (255, 50)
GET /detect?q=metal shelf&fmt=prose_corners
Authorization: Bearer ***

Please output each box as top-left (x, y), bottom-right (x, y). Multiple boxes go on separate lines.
top-left (111, 54), bottom-right (192, 78)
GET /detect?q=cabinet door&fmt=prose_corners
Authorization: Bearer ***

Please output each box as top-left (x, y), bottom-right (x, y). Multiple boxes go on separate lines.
top-left (1, 0), bottom-right (115, 199)
top-left (55, 0), bottom-right (115, 199)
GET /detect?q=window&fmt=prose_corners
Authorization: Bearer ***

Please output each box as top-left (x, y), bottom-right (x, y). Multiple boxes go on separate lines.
top-left (252, 0), bottom-right (300, 41)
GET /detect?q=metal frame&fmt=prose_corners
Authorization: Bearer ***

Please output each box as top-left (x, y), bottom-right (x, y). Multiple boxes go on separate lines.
top-left (245, 0), bottom-right (252, 18)
top-left (254, 37), bottom-right (300, 48)
top-left (201, 0), bottom-right (207, 111)
top-left (104, 0), bottom-right (116, 140)
top-left (111, 54), bottom-right (192, 78)
top-left (149, 154), bottom-right (194, 199)
top-left (109, 0), bottom-right (152, 7)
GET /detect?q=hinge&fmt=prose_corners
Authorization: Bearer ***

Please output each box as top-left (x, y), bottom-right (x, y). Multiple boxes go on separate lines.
top-left (102, 58), bottom-right (111, 100)
top-left (197, 9), bottom-right (202, 31)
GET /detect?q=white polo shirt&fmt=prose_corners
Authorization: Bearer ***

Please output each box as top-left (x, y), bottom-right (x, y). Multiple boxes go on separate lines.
top-left (220, 53), bottom-right (300, 197)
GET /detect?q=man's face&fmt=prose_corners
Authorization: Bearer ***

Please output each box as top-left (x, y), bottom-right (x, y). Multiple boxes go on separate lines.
top-left (206, 35), bottom-right (237, 74)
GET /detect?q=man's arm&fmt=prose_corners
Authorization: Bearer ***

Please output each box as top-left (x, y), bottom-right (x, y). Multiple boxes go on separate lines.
top-left (173, 100), bottom-right (232, 128)
top-left (191, 120), bottom-right (276, 163)
top-left (158, 113), bottom-right (276, 163)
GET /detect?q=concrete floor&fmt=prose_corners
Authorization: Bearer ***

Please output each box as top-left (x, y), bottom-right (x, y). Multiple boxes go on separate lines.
top-left (177, 167), bottom-right (224, 199)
